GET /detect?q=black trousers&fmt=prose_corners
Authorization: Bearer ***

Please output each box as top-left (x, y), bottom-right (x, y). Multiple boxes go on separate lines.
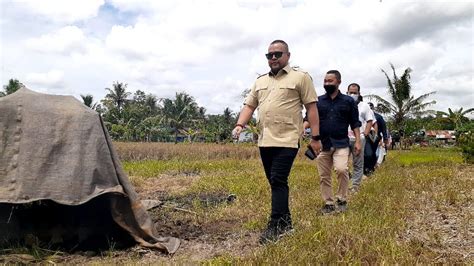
top-left (259, 147), bottom-right (298, 224)
top-left (364, 136), bottom-right (380, 174)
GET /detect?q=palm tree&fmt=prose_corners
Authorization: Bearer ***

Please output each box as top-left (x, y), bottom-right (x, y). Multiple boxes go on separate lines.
top-left (223, 107), bottom-right (233, 124)
top-left (222, 107), bottom-right (235, 141)
top-left (80, 94), bottom-right (98, 109)
top-left (138, 116), bottom-right (166, 142)
top-left (437, 107), bottom-right (474, 129)
top-left (1, 79), bottom-right (21, 97)
top-left (144, 94), bottom-right (158, 115)
top-left (368, 64), bottom-right (436, 131)
top-left (161, 92), bottom-right (201, 143)
top-left (104, 81), bottom-right (131, 111)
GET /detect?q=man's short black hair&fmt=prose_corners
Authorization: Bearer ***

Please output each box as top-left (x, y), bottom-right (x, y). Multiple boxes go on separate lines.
top-left (326, 70), bottom-right (341, 81)
top-left (348, 83), bottom-right (360, 92)
top-left (270, 40), bottom-right (289, 52)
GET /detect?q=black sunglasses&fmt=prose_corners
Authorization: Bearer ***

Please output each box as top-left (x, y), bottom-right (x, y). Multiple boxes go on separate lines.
top-left (265, 52), bottom-right (284, 60)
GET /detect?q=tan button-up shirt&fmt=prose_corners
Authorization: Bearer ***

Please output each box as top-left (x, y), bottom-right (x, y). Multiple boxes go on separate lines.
top-left (244, 65), bottom-right (317, 148)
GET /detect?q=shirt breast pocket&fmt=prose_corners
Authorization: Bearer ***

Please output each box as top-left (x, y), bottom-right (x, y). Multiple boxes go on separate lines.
top-left (279, 84), bottom-right (298, 101)
top-left (256, 86), bottom-right (269, 103)
top-left (336, 104), bottom-right (351, 120)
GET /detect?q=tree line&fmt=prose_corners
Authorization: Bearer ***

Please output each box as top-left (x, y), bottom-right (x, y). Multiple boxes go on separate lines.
top-left (1, 64), bottom-right (472, 144)
top-left (94, 82), bottom-right (240, 143)
top-left (1, 79), bottom-right (240, 143)
top-left (368, 64), bottom-right (473, 136)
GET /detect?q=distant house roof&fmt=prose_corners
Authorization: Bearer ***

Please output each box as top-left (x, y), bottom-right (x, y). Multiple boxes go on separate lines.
top-left (425, 130), bottom-right (456, 139)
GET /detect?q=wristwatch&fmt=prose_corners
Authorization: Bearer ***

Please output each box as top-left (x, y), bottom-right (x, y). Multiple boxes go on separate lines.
top-left (311, 135), bottom-right (321, 141)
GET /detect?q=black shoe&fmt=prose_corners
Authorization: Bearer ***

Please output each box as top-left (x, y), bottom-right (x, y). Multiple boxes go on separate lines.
top-left (320, 204), bottom-right (336, 215)
top-left (336, 199), bottom-right (348, 212)
top-left (364, 169), bottom-right (374, 176)
top-left (259, 221), bottom-right (294, 244)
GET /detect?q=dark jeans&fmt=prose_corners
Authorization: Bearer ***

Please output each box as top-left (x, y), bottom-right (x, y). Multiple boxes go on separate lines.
top-left (364, 136), bottom-right (380, 175)
top-left (259, 147), bottom-right (298, 226)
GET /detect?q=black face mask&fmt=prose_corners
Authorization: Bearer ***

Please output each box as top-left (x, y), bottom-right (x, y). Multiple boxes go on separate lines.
top-left (324, 84), bottom-right (337, 95)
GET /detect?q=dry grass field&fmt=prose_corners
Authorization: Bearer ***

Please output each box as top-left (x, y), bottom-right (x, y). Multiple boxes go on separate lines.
top-left (1, 143), bottom-right (472, 264)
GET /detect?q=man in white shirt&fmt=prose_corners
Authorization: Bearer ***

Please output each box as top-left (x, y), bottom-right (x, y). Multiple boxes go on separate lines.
top-left (347, 83), bottom-right (375, 191)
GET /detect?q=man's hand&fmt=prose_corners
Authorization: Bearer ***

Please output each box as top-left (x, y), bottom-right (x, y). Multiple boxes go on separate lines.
top-left (232, 126), bottom-right (243, 139)
top-left (310, 139), bottom-right (322, 156)
top-left (301, 128), bottom-right (309, 137)
top-left (354, 139), bottom-right (362, 156)
top-left (302, 121), bottom-right (310, 136)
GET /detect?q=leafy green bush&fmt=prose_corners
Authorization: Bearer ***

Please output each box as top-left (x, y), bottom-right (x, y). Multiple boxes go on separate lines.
top-left (456, 121), bottom-right (474, 163)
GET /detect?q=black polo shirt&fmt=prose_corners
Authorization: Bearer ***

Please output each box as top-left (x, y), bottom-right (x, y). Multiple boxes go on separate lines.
top-left (314, 91), bottom-right (361, 150)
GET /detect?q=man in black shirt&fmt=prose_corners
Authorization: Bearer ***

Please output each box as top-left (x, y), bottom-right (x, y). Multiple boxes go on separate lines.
top-left (304, 70), bottom-right (361, 214)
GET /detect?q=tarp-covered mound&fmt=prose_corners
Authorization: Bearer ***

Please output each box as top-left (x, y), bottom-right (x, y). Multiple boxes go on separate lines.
top-left (0, 87), bottom-right (180, 253)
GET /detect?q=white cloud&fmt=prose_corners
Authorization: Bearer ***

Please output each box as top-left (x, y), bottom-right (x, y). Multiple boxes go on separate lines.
top-left (1, 0), bottom-right (473, 116)
top-left (363, 1), bottom-right (473, 47)
top-left (25, 26), bottom-right (87, 55)
top-left (106, 0), bottom-right (175, 13)
top-left (236, 0), bottom-right (283, 8)
top-left (189, 76), bottom-right (247, 114)
top-left (161, 70), bottom-right (185, 84)
top-left (108, 0), bottom-right (287, 13)
top-left (13, 0), bottom-right (104, 23)
top-left (25, 70), bottom-right (64, 88)
top-left (104, 1), bottom-right (270, 66)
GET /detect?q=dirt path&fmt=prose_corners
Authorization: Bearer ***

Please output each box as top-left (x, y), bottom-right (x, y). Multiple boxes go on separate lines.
top-left (1, 172), bottom-right (261, 264)
top-left (127, 173), bottom-right (261, 263)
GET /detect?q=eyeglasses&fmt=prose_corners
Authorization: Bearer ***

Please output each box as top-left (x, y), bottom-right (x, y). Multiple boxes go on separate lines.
top-left (265, 52), bottom-right (284, 60)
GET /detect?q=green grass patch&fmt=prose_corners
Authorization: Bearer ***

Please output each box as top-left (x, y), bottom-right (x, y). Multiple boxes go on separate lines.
top-left (122, 148), bottom-right (466, 262)
top-left (5, 146), bottom-right (469, 264)
top-left (121, 147), bottom-right (469, 263)
top-left (393, 147), bottom-right (463, 166)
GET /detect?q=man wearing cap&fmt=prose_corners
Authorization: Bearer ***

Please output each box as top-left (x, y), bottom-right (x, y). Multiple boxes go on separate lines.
top-left (233, 40), bottom-right (321, 244)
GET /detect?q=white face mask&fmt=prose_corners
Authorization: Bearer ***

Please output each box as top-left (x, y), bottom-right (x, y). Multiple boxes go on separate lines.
top-left (349, 93), bottom-right (359, 102)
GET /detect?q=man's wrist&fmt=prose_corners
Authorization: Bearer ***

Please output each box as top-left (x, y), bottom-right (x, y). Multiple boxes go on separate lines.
top-left (311, 135), bottom-right (321, 141)
top-left (235, 123), bottom-right (245, 128)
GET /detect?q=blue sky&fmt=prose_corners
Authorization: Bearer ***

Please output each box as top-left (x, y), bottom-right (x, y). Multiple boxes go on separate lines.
top-left (1, 0), bottom-right (473, 115)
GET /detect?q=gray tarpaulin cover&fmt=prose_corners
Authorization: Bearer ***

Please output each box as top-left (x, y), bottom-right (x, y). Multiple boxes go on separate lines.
top-left (0, 87), bottom-right (180, 253)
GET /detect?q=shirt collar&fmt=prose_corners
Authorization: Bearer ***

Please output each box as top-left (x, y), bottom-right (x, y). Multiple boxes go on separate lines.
top-left (323, 90), bottom-right (342, 100)
top-left (269, 64), bottom-right (291, 77)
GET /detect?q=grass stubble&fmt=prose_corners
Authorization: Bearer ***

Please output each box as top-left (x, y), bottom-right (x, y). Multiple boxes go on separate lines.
top-left (1, 143), bottom-right (471, 264)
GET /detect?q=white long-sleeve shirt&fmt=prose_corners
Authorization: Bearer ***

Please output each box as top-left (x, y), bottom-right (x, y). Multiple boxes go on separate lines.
top-left (348, 101), bottom-right (375, 139)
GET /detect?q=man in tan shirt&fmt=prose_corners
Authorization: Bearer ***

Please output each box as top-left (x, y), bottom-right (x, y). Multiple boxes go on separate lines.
top-left (233, 40), bottom-right (321, 244)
